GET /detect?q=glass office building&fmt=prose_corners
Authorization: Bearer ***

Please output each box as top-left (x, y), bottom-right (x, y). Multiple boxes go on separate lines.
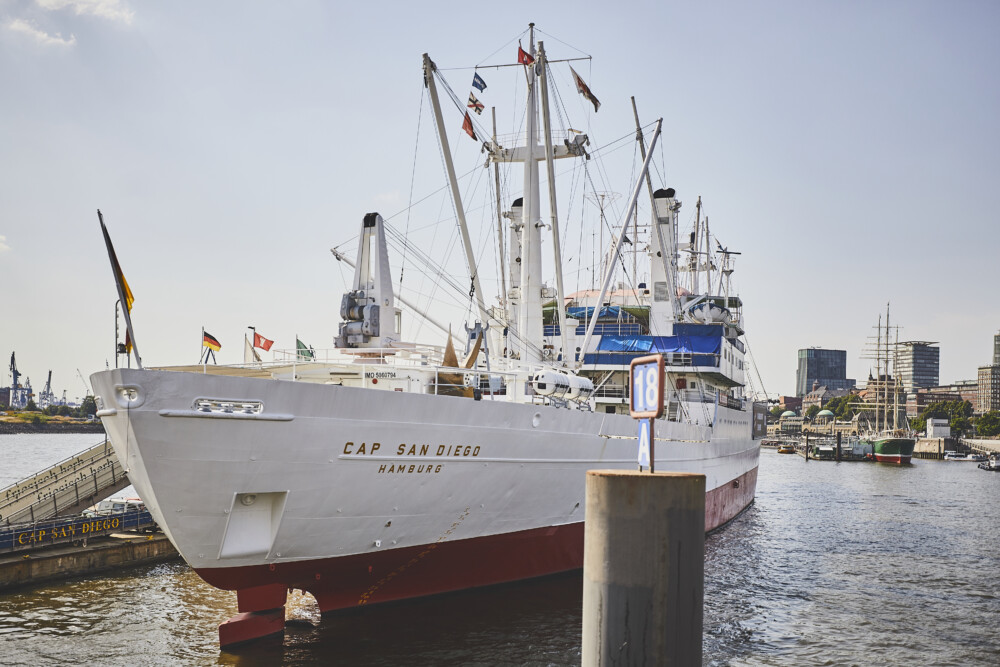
top-left (796, 348), bottom-right (854, 397)
top-left (894, 341), bottom-right (940, 393)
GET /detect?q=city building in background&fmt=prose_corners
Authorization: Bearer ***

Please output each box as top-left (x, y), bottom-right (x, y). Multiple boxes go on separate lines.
top-left (802, 385), bottom-right (851, 413)
top-left (894, 341), bottom-right (940, 393)
top-left (907, 380), bottom-right (979, 416)
top-left (978, 364), bottom-right (1000, 414)
top-left (778, 396), bottom-right (803, 414)
top-left (796, 348), bottom-right (855, 397)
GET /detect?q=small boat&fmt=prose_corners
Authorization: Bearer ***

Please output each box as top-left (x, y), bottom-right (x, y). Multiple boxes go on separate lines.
top-left (777, 443), bottom-right (796, 454)
top-left (944, 451), bottom-right (986, 462)
top-left (978, 454), bottom-right (1000, 471)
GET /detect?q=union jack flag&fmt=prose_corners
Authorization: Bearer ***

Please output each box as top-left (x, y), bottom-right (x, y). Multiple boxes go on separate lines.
top-left (467, 93), bottom-right (484, 115)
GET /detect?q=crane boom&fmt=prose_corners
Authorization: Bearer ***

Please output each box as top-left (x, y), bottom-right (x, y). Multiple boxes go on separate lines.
top-left (77, 368), bottom-right (91, 397)
top-left (9, 352), bottom-right (20, 389)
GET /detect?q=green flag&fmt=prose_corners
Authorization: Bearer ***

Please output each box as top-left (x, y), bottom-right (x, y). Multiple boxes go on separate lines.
top-left (296, 337), bottom-right (315, 360)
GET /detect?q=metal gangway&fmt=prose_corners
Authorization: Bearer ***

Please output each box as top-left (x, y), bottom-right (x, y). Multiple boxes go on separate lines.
top-left (0, 439), bottom-right (129, 526)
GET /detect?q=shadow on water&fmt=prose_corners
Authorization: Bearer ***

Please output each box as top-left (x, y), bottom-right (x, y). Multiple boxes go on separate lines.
top-left (219, 572), bottom-right (584, 667)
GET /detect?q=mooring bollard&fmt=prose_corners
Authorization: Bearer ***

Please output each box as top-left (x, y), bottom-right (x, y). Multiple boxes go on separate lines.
top-left (581, 470), bottom-right (705, 666)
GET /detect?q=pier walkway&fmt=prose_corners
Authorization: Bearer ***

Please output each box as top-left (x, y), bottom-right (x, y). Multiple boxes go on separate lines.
top-left (0, 439), bottom-right (128, 526)
top-left (963, 438), bottom-right (1000, 456)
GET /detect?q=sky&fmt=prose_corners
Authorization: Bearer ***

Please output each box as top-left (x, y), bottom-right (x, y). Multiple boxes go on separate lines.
top-left (1, 0), bottom-right (998, 403)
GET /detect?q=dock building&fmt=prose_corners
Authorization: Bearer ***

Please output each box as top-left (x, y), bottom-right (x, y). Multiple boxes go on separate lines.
top-left (795, 348), bottom-right (855, 397)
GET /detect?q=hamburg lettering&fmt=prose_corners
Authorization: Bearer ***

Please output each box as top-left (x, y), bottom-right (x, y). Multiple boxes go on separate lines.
top-left (377, 464), bottom-right (443, 474)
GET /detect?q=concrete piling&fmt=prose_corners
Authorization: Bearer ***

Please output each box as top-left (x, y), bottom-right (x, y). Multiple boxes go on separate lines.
top-left (581, 470), bottom-right (705, 666)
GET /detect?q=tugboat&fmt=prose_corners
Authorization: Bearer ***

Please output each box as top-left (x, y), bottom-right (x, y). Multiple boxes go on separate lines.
top-left (978, 453), bottom-right (1000, 471)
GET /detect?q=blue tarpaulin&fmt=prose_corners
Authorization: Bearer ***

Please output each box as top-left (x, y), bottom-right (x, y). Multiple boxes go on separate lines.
top-left (597, 335), bottom-right (721, 355)
top-left (584, 334), bottom-right (721, 366)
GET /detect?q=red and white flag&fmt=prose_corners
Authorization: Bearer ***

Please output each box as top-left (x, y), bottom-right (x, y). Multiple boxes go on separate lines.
top-left (462, 111), bottom-right (477, 141)
top-left (253, 332), bottom-right (274, 351)
top-left (517, 44), bottom-right (534, 66)
top-left (570, 66), bottom-right (601, 113)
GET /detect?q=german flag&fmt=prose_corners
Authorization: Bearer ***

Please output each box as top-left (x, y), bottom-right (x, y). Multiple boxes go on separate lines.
top-left (203, 331), bottom-right (222, 351)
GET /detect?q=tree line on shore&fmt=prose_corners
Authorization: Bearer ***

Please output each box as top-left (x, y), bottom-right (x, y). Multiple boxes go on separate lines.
top-left (0, 396), bottom-right (98, 421)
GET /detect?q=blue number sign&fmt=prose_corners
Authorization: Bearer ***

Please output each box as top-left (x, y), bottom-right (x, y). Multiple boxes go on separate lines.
top-left (630, 354), bottom-right (664, 472)
top-left (629, 354), bottom-right (664, 419)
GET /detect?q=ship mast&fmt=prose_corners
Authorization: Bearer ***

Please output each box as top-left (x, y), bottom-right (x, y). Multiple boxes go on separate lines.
top-left (691, 196), bottom-right (702, 294)
top-left (537, 40), bottom-right (570, 365)
top-left (422, 53), bottom-right (491, 330)
top-left (893, 322), bottom-right (900, 431)
top-left (875, 312), bottom-right (882, 433)
top-left (884, 303), bottom-right (891, 432)
top-left (517, 24), bottom-right (543, 363)
top-left (491, 107), bottom-right (508, 325)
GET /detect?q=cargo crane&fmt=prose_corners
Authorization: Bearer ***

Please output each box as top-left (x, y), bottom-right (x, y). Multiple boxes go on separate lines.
top-left (8, 352), bottom-right (29, 409)
top-left (77, 368), bottom-right (92, 399)
top-left (39, 370), bottom-right (55, 409)
top-left (9, 352), bottom-right (20, 391)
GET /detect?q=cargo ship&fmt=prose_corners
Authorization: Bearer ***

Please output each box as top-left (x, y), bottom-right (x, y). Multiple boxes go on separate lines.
top-left (91, 25), bottom-right (763, 646)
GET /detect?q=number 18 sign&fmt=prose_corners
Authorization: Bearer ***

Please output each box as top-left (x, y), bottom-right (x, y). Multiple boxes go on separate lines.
top-left (629, 354), bottom-right (665, 419)
top-left (630, 354), bottom-right (664, 472)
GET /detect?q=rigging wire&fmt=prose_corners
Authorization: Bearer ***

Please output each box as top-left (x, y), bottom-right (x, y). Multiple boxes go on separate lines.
top-left (400, 84), bottom-right (426, 294)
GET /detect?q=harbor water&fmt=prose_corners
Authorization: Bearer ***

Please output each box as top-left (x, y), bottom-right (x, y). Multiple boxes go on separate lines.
top-left (2, 434), bottom-right (999, 665)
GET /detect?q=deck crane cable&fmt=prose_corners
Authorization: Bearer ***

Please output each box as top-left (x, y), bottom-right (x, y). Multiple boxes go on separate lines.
top-left (383, 220), bottom-right (548, 361)
top-left (740, 332), bottom-right (769, 401)
top-left (400, 84), bottom-right (427, 295)
top-left (534, 28), bottom-right (591, 61)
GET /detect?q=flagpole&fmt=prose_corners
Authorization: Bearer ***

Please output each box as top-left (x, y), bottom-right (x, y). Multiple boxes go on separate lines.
top-left (98, 210), bottom-right (142, 369)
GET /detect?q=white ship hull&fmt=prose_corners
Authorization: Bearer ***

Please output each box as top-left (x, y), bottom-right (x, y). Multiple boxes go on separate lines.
top-left (92, 367), bottom-right (758, 612)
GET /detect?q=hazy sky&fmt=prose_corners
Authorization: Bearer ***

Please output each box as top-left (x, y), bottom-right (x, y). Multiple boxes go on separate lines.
top-left (1, 0), bottom-right (998, 403)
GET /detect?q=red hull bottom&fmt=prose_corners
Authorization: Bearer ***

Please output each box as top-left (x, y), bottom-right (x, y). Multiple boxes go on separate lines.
top-left (874, 454), bottom-right (911, 464)
top-left (209, 465), bottom-right (757, 647)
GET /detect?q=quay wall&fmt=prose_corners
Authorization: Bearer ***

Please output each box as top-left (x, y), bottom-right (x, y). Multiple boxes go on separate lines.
top-left (913, 438), bottom-right (955, 460)
top-left (0, 534), bottom-right (178, 591)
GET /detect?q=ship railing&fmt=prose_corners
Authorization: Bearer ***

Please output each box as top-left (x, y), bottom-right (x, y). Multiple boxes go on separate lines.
top-left (430, 366), bottom-right (519, 400)
top-left (674, 388), bottom-right (718, 404)
top-left (716, 391), bottom-right (746, 411)
top-left (592, 384), bottom-right (627, 399)
top-left (268, 343), bottom-right (448, 368)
